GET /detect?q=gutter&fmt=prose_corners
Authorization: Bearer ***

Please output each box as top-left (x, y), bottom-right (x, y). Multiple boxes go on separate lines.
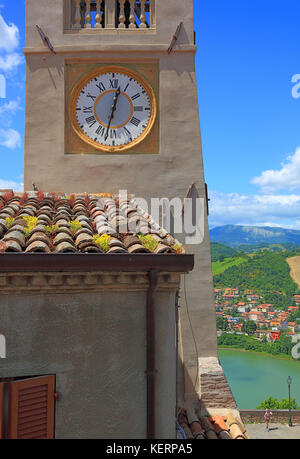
top-left (146, 269), bottom-right (158, 439)
top-left (0, 253), bottom-right (194, 273)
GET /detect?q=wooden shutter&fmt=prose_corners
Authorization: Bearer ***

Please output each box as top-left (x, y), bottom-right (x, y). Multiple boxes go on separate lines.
top-left (0, 383), bottom-right (4, 439)
top-left (7, 375), bottom-right (55, 439)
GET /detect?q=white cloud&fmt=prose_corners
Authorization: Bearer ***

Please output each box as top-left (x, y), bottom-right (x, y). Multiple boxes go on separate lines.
top-left (0, 97), bottom-right (21, 116)
top-left (208, 190), bottom-right (300, 229)
top-left (252, 147), bottom-right (300, 193)
top-left (0, 178), bottom-right (23, 191)
top-left (0, 14), bottom-right (19, 52)
top-left (0, 52), bottom-right (23, 72)
top-left (0, 128), bottom-right (21, 149)
top-left (0, 14), bottom-right (23, 76)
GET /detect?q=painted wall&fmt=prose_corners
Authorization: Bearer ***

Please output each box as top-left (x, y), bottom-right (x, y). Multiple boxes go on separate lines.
top-left (0, 286), bottom-right (177, 439)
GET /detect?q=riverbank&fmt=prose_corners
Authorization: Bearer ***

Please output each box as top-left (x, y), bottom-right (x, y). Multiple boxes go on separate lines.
top-left (218, 345), bottom-right (297, 362)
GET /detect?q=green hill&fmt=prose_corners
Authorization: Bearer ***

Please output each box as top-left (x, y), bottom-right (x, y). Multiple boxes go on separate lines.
top-left (213, 251), bottom-right (298, 294)
top-left (210, 242), bottom-right (238, 262)
top-left (212, 256), bottom-right (248, 275)
top-left (234, 242), bottom-right (300, 254)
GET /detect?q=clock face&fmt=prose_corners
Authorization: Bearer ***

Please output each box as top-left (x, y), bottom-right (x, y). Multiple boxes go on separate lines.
top-left (69, 66), bottom-right (157, 152)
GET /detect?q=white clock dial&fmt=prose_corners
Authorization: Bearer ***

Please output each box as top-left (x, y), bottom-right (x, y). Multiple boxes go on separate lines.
top-left (74, 71), bottom-right (153, 149)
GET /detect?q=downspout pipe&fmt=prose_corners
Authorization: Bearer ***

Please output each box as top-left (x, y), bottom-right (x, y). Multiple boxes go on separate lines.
top-left (146, 268), bottom-right (158, 439)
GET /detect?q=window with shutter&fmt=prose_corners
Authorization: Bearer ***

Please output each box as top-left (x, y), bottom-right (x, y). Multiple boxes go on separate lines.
top-left (7, 375), bottom-right (55, 439)
top-left (0, 383), bottom-right (4, 439)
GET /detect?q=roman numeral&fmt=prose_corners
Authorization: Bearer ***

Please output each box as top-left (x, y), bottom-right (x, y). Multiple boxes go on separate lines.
top-left (134, 106), bottom-right (144, 112)
top-left (131, 93), bottom-right (141, 101)
top-left (96, 82), bottom-right (106, 93)
top-left (130, 117), bottom-right (141, 127)
top-left (86, 116), bottom-right (97, 128)
top-left (87, 93), bottom-right (96, 101)
top-left (83, 106), bottom-right (93, 113)
top-left (124, 83), bottom-right (130, 92)
top-left (124, 127), bottom-right (132, 140)
top-left (96, 125), bottom-right (105, 136)
top-left (110, 79), bottom-right (119, 89)
top-left (110, 129), bottom-right (117, 139)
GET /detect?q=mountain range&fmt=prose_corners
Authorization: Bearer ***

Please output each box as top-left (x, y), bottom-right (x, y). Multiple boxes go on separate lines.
top-left (209, 225), bottom-right (300, 247)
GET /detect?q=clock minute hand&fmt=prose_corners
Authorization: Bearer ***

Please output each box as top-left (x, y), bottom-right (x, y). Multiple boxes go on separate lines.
top-left (105, 87), bottom-right (121, 141)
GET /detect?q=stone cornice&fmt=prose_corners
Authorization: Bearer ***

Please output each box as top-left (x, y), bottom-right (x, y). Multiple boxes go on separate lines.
top-left (0, 271), bottom-right (181, 293)
top-left (23, 44), bottom-right (197, 56)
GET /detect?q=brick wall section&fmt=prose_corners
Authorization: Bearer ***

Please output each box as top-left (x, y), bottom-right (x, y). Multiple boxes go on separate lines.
top-left (199, 357), bottom-right (237, 409)
top-left (240, 410), bottom-right (300, 424)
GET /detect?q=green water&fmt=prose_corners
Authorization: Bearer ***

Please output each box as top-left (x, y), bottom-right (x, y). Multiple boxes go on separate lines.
top-left (218, 349), bottom-right (300, 409)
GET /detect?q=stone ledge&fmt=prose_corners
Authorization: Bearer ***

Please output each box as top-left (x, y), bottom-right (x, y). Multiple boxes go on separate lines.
top-left (0, 271), bottom-right (181, 293)
top-left (198, 357), bottom-right (237, 410)
top-left (240, 409), bottom-right (300, 424)
top-left (23, 44), bottom-right (197, 55)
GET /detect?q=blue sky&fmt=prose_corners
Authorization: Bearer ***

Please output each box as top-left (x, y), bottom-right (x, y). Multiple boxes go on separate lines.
top-left (0, 1), bottom-right (300, 229)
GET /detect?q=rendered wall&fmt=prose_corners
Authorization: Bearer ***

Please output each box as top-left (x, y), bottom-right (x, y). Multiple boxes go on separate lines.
top-left (0, 281), bottom-right (178, 439)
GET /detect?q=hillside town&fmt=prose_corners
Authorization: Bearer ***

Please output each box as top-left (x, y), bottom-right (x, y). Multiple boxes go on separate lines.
top-left (215, 287), bottom-right (300, 341)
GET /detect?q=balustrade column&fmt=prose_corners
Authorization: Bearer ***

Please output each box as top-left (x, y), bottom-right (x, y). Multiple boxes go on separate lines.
top-left (95, 0), bottom-right (103, 28)
top-left (105, 0), bottom-right (116, 29)
top-left (118, 0), bottom-right (126, 28)
top-left (73, 0), bottom-right (82, 29)
top-left (128, 0), bottom-right (137, 28)
top-left (139, 0), bottom-right (147, 28)
top-left (85, 0), bottom-right (92, 28)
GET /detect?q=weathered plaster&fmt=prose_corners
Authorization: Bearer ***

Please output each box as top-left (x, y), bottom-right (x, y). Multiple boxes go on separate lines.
top-left (0, 271), bottom-right (179, 438)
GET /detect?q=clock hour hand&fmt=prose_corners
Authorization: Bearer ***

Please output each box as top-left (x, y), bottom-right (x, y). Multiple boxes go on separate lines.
top-left (105, 87), bottom-right (121, 141)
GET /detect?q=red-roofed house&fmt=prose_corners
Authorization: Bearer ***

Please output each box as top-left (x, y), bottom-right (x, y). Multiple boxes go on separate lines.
top-left (270, 330), bottom-right (281, 341)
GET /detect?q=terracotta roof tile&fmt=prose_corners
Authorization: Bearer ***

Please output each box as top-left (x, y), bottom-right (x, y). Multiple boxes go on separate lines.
top-left (177, 409), bottom-right (247, 440)
top-left (0, 191), bottom-right (185, 255)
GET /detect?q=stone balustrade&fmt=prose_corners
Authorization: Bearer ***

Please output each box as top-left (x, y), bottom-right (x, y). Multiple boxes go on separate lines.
top-left (71, 0), bottom-right (154, 30)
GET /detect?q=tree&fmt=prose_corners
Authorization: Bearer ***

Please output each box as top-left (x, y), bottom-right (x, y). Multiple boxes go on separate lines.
top-left (216, 317), bottom-right (229, 331)
top-left (242, 320), bottom-right (257, 335)
top-left (256, 396), bottom-right (280, 409)
top-left (256, 396), bottom-right (299, 409)
top-left (279, 398), bottom-right (299, 409)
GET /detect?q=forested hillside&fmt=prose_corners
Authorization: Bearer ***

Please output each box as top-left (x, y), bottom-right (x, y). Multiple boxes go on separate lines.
top-left (214, 251), bottom-right (298, 294)
top-left (210, 242), bottom-right (238, 261)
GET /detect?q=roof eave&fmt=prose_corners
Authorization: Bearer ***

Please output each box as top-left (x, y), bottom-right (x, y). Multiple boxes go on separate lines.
top-left (0, 253), bottom-right (194, 273)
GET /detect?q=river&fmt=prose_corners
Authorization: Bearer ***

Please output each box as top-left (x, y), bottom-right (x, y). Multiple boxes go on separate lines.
top-left (218, 348), bottom-right (300, 409)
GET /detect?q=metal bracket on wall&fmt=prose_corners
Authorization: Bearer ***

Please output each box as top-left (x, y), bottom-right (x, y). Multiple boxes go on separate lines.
top-left (205, 183), bottom-right (210, 216)
top-left (168, 22), bottom-right (183, 54)
top-left (36, 25), bottom-right (56, 54)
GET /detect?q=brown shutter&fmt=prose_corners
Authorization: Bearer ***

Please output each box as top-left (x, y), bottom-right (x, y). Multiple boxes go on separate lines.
top-left (7, 375), bottom-right (55, 439)
top-left (0, 383), bottom-right (4, 439)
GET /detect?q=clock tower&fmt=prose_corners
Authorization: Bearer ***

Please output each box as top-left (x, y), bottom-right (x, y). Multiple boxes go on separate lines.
top-left (24, 0), bottom-right (232, 409)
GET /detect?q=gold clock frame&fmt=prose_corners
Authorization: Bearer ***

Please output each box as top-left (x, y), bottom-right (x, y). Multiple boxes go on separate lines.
top-left (68, 65), bottom-right (157, 153)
